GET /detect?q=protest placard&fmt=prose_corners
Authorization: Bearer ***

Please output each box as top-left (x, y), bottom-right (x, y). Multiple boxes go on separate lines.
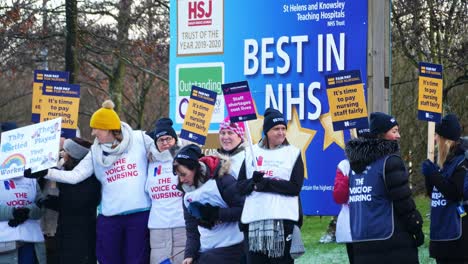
top-left (40, 82), bottom-right (80, 138)
top-left (325, 70), bottom-right (368, 131)
top-left (417, 62), bottom-right (443, 122)
top-left (221, 81), bottom-right (257, 123)
top-left (31, 70), bottom-right (69, 123)
top-left (0, 118), bottom-right (62, 180)
top-left (180, 86), bottom-right (217, 145)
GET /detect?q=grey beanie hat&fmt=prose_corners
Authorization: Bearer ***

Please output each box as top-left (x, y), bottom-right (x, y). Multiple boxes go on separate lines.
top-left (63, 138), bottom-right (90, 160)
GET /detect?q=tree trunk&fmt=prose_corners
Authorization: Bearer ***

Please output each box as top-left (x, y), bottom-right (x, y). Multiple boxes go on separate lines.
top-left (65, 0), bottom-right (79, 83)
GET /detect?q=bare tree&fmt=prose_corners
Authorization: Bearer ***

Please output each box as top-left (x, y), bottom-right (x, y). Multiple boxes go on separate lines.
top-left (391, 0), bottom-right (467, 193)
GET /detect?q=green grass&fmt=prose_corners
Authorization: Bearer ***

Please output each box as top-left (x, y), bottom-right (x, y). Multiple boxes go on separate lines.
top-left (297, 195), bottom-right (435, 264)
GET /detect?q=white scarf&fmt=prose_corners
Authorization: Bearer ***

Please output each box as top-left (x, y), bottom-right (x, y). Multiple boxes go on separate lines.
top-left (91, 122), bottom-right (133, 167)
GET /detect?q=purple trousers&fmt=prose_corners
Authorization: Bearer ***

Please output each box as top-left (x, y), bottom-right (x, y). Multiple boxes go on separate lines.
top-left (96, 211), bottom-right (150, 264)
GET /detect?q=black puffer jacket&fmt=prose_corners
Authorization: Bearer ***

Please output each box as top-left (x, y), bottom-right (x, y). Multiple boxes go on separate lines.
top-left (345, 138), bottom-right (422, 264)
top-left (424, 138), bottom-right (468, 262)
top-left (46, 176), bottom-right (101, 264)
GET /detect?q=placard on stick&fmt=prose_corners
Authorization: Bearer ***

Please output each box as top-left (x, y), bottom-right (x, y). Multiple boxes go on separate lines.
top-left (221, 81), bottom-right (257, 123)
top-left (31, 70), bottom-right (69, 123)
top-left (325, 70), bottom-right (368, 131)
top-left (180, 86), bottom-right (217, 145)
top-left (417, 62), bottom-right (443, 122)
top-left (40, 82), bottom-right (80, 138)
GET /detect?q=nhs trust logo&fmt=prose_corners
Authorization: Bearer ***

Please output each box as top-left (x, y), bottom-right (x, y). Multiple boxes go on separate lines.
top-left (187, 0), bottom-right (213, 26)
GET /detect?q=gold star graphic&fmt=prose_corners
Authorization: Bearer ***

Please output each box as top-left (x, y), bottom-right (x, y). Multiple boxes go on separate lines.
top-left (319, 112), bottom-right (345, 150)
top-left (287, 107), bottom-right (316, 179)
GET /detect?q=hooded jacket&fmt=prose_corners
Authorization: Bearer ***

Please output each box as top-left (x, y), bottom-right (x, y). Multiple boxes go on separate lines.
top-left (345, 138), bottom-right (422, 264)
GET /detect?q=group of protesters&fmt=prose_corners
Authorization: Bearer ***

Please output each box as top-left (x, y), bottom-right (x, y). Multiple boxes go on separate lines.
top-left (0, 100), bottom-right (303, 264)
top-left (333, 112), bottom-right (467, 264)
top-left (0, 99), bottom-right (466, 264)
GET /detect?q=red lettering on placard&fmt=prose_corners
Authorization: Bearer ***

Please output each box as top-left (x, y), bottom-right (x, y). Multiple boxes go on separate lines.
top-left (188, 0), bottom-right (212, 19)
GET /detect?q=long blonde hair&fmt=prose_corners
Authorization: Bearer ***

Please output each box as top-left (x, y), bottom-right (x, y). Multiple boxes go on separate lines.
top-left (436, 136), bottom-right (457, 167)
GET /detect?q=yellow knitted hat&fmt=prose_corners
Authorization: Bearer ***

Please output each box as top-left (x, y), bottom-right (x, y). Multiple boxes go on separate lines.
top-left (90, 100), bottom-right (121, 130)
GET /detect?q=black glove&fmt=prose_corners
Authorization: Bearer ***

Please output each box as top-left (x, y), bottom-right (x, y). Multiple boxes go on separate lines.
top-left (36, 195), bottom-right (59, 210)
top-left (252, 171), bottom-right (265, 183)
top-left (199, 203), bottom-right (219, 222)
top-left (413, 229), bottom-right (424, 247)
top-left (13, 207), bottom-right (30, 221)
top-left (238, 180), bottom-right (255, 195)
top-left (8, 218), bottom-right (22, 227)
top-left (406, 210), bottom-right (423, 234)
top-left (8, 207), bottom-right (30, 227)
top-left (198, 219), bottom-right (215, 229)
top-left (23, 168), bottom-right (48, 179)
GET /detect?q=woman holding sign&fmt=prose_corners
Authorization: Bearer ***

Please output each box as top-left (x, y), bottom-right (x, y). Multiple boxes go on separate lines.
top-left (345, 112), bottom-right (424, 263)
top-left (237, 107), bottom-right (304, 263)
top-left (421, 114), bottom-right (468, 263)
top-left (26, 100), bottom-right (154, 264)
top-left (145, 117), bottom-right (186, 264)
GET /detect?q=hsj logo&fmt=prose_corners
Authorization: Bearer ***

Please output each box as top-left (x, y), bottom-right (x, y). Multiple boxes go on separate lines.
top-left (188, 0), bottom-right (212, 26)
top-left (4, 180), bottom-right (16, 190)
top-left (153, 165), bottom-right (162, 177)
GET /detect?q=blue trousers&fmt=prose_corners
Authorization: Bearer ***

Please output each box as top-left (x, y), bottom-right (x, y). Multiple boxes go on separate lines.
top-left (96, 211), bottom-right (150, 264)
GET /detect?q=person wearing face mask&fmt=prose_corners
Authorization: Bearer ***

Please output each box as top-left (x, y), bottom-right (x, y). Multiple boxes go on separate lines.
top-left (237, 107), bottom-right (304, 263)
top-left (217, 117), bottom-right (246, 180)
top-left (421, 114), bottom-right (468, 263)
top-left (145, 118), bottom-right (186, 264)
top-left (345, 112), bottom-right (424, 264)
top-left (173, 144), bottom-right (245, 264)
top-left (25, 100), bottom-right (154, 264)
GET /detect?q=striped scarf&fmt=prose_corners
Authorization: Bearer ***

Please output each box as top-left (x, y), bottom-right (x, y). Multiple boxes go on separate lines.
top-left (248, 219), bottom-right (285, 258)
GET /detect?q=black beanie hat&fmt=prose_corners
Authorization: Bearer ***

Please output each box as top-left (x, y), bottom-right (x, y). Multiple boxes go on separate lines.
top-left (263, 108), bottom-right (287, 135)
top-left (175, 144), bottom-right (202, 162)
top-left (435, 114), bottom-right (461, 141)
top-left (1, 122), bottom-right (17, 132)
top-left (152, 118), bottom-right (178, 142)
top-left (370, 112), bottom-right (398, 136)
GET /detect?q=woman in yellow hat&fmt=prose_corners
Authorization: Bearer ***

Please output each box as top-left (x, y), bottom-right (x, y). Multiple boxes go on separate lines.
top-left (28, 100), bottom-right (154, 264)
